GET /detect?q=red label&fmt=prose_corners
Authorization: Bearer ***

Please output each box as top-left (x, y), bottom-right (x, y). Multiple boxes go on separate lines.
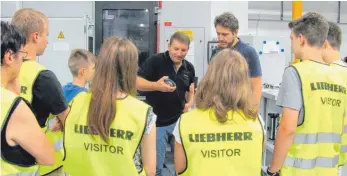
top-left (164, 21), bottom-right (172, 27)
top-left (158, 1), bottom-right (162, 7)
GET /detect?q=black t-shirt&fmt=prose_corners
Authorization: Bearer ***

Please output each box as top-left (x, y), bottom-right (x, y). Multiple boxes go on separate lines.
top-left (138, 51), bottom-right (195, 127)
top-left (31, 70), bottom-right (68, 127)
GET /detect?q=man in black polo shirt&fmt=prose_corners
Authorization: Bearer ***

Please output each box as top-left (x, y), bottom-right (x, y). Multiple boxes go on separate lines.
top-left (211, 12), bottom-right (262, 107)
top-left (137, 32), bottom-right (195, 176)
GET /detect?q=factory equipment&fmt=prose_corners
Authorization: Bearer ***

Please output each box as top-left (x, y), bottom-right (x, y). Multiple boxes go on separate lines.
top-left (269, 113), bottom-right (280, 140)
top-left (94, 1), bottom-right (157, 67)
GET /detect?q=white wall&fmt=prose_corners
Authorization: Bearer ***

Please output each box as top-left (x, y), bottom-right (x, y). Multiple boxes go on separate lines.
top-left (1, 1), bottom-right (21, 17)
top-left (160, 1), bottom-right (249, 45)
top-left (210, 1), bottom-right (248, 39)
top-left (249, 1), bottom-right (347, 60)
top-left (2, 1), bottom-right (347, 59)
top-left (1, 1), bottom-right (93, 18)
top-left (0, 1), bottom-right (93, 85)
top-left (160, 1), bottom-right (211, 52)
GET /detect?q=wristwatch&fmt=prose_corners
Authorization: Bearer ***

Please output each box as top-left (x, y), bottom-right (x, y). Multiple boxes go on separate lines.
top-left (266, 167), bottom-right (280, 176)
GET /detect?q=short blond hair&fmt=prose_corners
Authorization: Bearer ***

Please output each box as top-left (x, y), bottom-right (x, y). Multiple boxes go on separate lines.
top-left (68, 49), bottom-right (95, 76)
top-left (11, 8), bottom-right (47, 38)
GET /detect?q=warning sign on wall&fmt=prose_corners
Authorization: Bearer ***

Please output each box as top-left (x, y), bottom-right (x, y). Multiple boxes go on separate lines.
top-left (57, 31), bottom-right (65, 39)
top-left (164, 21), bottom-right (172, 27)
top-left (175, 30), bottom-right (193, 41)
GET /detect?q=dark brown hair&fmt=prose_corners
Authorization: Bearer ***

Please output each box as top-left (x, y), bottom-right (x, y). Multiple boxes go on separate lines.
top-left (87, 36), bottom-right (138, 142)
top-left (196, 48), bottom-right (257, 123)
top-left (169, 32), bottom-right (190, 46)
top-left (288, 12), bottom-right (329, 48)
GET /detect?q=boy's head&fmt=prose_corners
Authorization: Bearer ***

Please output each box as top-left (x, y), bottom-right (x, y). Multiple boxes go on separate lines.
top-left (288, 12), bottom-right (329, 59)
top-left (11, 8), bottom-right (49, 56)
top-left (322, 21), bottom-right (342, 63)
top-left (68, 49), bottom-right (95, 83)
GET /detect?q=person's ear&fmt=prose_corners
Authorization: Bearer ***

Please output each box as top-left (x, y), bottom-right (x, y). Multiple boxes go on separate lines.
top-left (81, 68), bottom-right (86, 76)
top-left (323, 40), bottom-right (330, 49)
top-left (3, 50), bottom-right (15, 65)
top-left (233, 29), bottom-right (239, 36)
top-left (30, 32), bottom-right (40, 43)
top-left (298, 34), bottom-right (305, 46)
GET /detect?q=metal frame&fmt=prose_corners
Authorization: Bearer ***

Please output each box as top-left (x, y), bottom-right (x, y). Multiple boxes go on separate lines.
top-left (338, 1), bottom-right (341, 23)
top-left (207, 41), bottom-right (219, 64)
top-left (94, 1), bottom-right (157, 55)
top-left (250, 1), bottom-right (345, 24)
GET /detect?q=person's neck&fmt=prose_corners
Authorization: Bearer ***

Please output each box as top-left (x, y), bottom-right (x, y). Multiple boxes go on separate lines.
top-left (72, 78), bottom-right (87, 87)
top-left (231, 37), bottom-right (239, 48)
top-left (24, 43), bottom-right (37, 61)
top-left (300, 47), bottom-right (325, 63)
top-left (1, 68), bottom-right (9, 88)
top-left (117, 91), bottom-right (127, 98)
top-left (326, 50), bottom-right (341, 64)
top-left (175, 61), bottom-right (182, 70)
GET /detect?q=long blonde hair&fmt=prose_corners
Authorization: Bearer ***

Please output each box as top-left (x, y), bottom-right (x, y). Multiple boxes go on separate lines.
top-left (196, 49), bottom-right (257, 123)
top-left (87, 36), bottom-right (138, 142)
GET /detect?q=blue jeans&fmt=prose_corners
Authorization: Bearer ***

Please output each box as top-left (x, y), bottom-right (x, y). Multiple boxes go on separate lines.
top-left (156, 122), bottom-right (176, 176)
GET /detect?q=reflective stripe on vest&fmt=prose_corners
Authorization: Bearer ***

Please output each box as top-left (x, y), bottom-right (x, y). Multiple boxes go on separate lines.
top-left (293, 133), bottom-right (341, 144)
top-left (281, 61), bottom-right (347, 175)
top-left (64, 93), bottom-right (149, 176)
top-left (341, 145), bottom-right (347, 153)
top-left (332, 62), bottom-right (347, 167)
top-left (6, 171), bottom-right (39, 176)
top-left (179, 109), bottom-right (264, 176)
top-left (284, 155), bottom-right (339, 169)
top-left (19, 60), bottom-right (64, 175)
top-left (53, 138), bottom-right (64, 152)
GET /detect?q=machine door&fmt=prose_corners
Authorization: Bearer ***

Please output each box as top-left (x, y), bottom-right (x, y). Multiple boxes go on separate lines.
top-left (95, 1), bottom-right (157, 66)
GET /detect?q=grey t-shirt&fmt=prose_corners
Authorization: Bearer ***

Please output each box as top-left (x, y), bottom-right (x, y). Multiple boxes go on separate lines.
top-left (276, 67), bottom-right (305, 124)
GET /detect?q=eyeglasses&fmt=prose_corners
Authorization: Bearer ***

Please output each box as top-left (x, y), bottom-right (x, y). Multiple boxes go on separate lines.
top-left (19, 50), bottom-right (28, 59)
top-left (6, 49), bottom-right (28, 59)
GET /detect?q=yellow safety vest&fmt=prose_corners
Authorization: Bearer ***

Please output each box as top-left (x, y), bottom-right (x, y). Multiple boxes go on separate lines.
top-left (280, 60), bottom-right (347, 176)
top-left (64, 92), bottom-right (150, 176)
top-left (179, 108), bottom-right (264, 176)
top-left (1, 86), bottom-right (39, 176)
top-left (19, 60), bottom-right (64, 175)
top-left (331, 62), bottom-right (347, 166)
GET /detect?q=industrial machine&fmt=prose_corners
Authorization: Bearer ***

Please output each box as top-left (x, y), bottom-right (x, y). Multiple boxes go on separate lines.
top-left (95, 1), bottom-right (157, 67)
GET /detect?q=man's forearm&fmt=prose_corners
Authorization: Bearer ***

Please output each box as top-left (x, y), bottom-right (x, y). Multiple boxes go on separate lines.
top-left (250, 76), bottom-right (262, 107)
top-left (252, 87), bottom-right (261, 108)
top-left (57, 107), bottom-right (70, 127)
top-left (136, 77), bottom-right (157, 91)
top-left (270, 127), bottom-right (295, 172)
top-left (186, 91), bottom-right (194, 105)
top-left (185, 83), bottom-right (195, 106)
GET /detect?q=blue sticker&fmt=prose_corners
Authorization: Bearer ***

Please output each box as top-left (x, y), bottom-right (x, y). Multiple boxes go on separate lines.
top-left (276, 41), bottom-right (280, 45)
top-left (263, 41), bottom-right (266, 44)
top-left (259, 51), bottom-right (263, 55)
top-left (281, 49), bottom-right (284, 52)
